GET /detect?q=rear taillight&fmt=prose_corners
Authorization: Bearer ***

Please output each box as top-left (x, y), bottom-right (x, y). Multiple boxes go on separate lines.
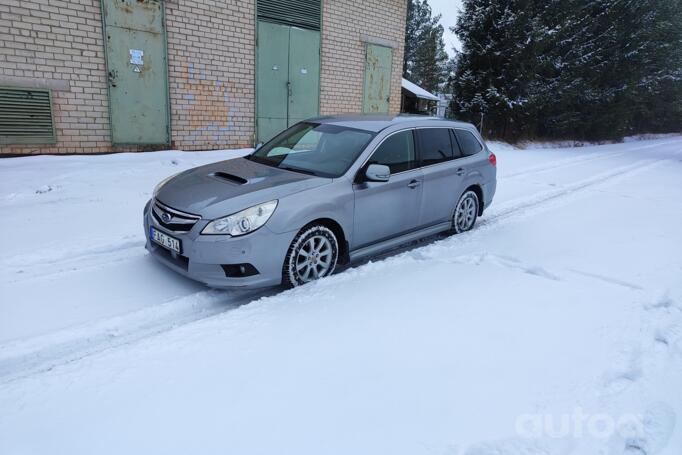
top-left (488, 153), bottom-right (497, 166)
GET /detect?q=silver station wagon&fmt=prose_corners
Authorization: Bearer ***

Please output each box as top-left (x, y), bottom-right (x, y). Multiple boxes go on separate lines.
top-left (144, 115), bottom-right (497, 288)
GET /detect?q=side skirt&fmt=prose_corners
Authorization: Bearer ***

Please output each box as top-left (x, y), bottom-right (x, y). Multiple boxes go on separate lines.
top-left (348, 221), bottom-right (452, 263)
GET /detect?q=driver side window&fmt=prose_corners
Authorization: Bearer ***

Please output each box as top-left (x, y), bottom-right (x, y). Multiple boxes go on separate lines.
top-left (368, 130), bottom-right (416, 174)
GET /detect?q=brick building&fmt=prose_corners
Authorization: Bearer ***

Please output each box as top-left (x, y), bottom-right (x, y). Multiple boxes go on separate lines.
top-left (0, 0), bottom-right (407, 155)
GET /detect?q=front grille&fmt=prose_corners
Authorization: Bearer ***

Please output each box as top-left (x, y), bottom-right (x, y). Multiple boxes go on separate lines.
top-left (152, 199), bottom-right (200, 233)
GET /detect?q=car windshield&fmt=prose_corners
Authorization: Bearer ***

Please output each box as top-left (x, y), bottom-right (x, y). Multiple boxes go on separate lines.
top-left (246, 122), bottom-right (375, 178)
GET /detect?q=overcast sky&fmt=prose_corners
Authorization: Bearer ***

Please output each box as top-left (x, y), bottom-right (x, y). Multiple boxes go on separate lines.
top-left (427, 0), bottom-right (463, 57)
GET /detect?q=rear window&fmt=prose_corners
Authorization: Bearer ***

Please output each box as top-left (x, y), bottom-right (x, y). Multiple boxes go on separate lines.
top-left (417, 128), bottom-right (455, 166)
top-left (454, 129), bottom-right (483, 156)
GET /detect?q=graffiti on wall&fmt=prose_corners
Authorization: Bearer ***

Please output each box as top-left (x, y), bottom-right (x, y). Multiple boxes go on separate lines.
top-left (176, 62), bottom-right (236, 144)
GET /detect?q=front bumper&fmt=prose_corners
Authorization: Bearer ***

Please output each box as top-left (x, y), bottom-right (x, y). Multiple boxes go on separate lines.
top-left (143, 199), bottom-right (296, 289)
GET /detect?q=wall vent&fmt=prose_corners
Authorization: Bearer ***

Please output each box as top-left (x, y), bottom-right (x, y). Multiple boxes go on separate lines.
top-left (257, 0), bottom-right (321, 30)
top-left (0, 87), bottom-right (56, 145)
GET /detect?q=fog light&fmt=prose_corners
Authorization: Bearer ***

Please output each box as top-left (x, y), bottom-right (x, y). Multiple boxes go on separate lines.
top-left (221, 263), bottom-right (259, 278)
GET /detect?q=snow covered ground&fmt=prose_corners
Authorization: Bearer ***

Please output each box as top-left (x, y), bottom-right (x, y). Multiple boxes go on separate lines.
top-left (1, 137), bottom-right (681, 455)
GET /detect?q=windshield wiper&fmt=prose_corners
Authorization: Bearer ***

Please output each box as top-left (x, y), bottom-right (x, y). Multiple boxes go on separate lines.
top-left (278, 166), bottom-right (318, 176)
top-left (247, 155), bottom-right (321, 177)
top-left (244, 154), bottom-right (267, 164)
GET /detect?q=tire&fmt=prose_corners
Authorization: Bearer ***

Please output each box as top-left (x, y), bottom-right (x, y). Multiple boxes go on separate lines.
top-left (283, 224), bottom-right (339, 288)
top-left (452, 190), bottom-right (479, 234)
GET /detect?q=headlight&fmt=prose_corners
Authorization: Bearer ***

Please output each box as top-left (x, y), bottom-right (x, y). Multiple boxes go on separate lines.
top-left (153, 172), bottom-right (180, 196)
top-left (202, 200), bottom-right (278, 236)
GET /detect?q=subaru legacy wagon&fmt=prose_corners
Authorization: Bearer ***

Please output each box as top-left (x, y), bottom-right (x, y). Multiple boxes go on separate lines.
top-left (144, 115), bottom-right (497, 288)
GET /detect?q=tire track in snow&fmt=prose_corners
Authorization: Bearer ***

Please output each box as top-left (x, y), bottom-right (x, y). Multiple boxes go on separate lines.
top-left (0, 288), bottom-right (275, 384)
top-left (500, 150), bottom-right (626, 179)
top-left (499, 138), bottom-right (680, 179)
top-left (480, 156), bottom-right (667, 229)
top-left (1, 147), bottom-right (676, 383)
top-left (0, 237), bottom-right (144, 283)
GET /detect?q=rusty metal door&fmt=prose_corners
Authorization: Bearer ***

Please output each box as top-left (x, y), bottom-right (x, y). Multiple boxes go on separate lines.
top-left (102, 0), bottom-right (169, 145)
top-left (363, 44), bottom-right (393, 114)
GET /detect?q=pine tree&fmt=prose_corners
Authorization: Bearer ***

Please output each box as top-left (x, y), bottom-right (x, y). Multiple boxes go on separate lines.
top-left (449, 0), bottom-right (543, 140)
top-left (537, 0), bottom-right (682, 140)
top-left (449, 0), bottom-right (682, 141)
top-left (403, 0), bottom-right (449, 92)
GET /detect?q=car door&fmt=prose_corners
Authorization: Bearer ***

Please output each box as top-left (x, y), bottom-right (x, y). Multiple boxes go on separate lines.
top-left (352, 129), bottom-right (423, 249)
top-left (415, 127), bottom-right (464, 227)
top-left (451, 127), bottom-right (488, 202)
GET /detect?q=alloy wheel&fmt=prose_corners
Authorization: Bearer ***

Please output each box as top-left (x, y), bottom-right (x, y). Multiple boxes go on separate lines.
top-left (295, 235), bottom-right (333, 282)
top-left (454, 191), bottom-right (478, 232)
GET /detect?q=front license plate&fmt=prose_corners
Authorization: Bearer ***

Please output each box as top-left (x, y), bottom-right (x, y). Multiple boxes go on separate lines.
top-left (150, 227), bottom-right (181, 254)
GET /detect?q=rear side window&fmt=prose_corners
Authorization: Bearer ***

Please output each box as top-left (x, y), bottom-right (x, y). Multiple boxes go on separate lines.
top-left (368, 130), bottom-right (416, 173)
top-left (454, 129), bottom-right (483, 156)
top-left (449, 130), bottom-right (464, 158)
top-left (417, 128), bottom-right (454, 166)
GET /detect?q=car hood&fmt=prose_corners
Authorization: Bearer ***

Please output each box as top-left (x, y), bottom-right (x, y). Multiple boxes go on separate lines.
top-left (155, 157), bottom-right (330, 219)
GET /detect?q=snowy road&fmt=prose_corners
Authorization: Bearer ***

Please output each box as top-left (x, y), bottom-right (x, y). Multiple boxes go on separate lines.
top-left (1, 137), bottom-right (681, 454)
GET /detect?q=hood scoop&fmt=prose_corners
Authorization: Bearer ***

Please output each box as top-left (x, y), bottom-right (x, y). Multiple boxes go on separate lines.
top-left (211, 172), bottom-right (248, 185)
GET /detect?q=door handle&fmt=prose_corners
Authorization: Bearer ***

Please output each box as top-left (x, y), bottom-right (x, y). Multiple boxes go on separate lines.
top-left (407, 179), bottom-right (421, 189)
top-left (455, 168), bottom-right (465, 176)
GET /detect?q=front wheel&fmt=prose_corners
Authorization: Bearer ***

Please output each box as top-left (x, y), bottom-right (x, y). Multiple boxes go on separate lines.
top-left (453, 190), bottom-right (479, 234)
top-left (283, 225), bottom-right (339, 288)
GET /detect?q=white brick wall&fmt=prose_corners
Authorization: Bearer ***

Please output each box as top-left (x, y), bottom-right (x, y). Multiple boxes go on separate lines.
top-left (0, 0), bottom-right (406, 155)
top-left (165, 0), bottom-right (255, 151)
top-left (0, 0), bottom-right (112, 154)
top-left (320, 0), bottom-right (406, 115)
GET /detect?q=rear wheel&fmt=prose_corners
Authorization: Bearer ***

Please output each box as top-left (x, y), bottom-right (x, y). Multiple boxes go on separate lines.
top-left (283, 225), bottom-right (338, 287)
top-left (453, 190), bottom-right (479, 234)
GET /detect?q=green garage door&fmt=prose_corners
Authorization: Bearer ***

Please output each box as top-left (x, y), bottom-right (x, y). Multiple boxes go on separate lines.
top-left (257, 21), bottom-right (290, 143)
top-left (287, 26), bottom-right (321, 128)
top-left (102, 0), bottom-right (169, 145)
top-left (257, 21), bottom-right (320, 142)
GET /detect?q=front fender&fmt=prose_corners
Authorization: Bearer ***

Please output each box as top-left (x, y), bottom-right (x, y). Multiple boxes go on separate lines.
top-left (266, 178), bottom-right (355, 242)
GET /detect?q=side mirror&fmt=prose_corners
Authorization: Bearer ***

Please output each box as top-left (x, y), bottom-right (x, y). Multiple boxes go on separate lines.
top-left (365, 164), bottom-right (390, 182)
top-left (255, 142), bottom-right (263, 150)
